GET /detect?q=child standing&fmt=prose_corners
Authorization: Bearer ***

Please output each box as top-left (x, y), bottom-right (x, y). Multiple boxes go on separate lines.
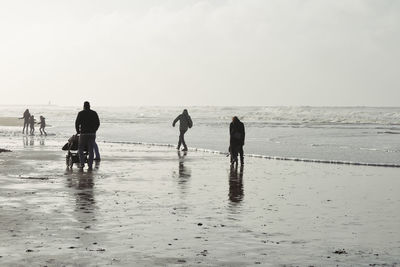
top-left (37, 116), bottom-right (47, 136)
top-left (29, 115), bottom-right (36, 135)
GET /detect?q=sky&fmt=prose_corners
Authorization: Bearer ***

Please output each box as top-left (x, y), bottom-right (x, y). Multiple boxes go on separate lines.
top-left (0, 0), bottom-right (399, 106)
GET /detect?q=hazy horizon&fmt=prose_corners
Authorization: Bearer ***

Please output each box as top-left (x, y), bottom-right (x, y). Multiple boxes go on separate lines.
top-left (1, 0), bottom-right (399, 106)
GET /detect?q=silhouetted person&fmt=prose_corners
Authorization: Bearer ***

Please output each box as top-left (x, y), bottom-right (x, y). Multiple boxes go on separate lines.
top-left (75, 101), bottom-right (100, 170)
top-left (19, 109), bottom-right (30, 134)
top-left (229, 164), bottom-right (244, 203)
top-left (37, 115), bottom-right (47, 136)
top-left (172, 109), bottom-right (193, 151)
top-left (29, 115), bottom-right (36, 135)
top-left (229, 116), bottom-right (245, 165)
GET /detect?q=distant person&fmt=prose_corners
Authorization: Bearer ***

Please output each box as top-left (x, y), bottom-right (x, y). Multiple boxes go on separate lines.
top-left (37, 116), bottom-right (47, 136)
top-left (229, 116), bottom-right (245, 165)
top-left (75, 101), bottom-right (100, 170)
top-left (19, 109), bottom-right (30, 134)
top-left (172, 109), bottom-right (193, 151)
top-left (29, 115), bottom-right (36, 135)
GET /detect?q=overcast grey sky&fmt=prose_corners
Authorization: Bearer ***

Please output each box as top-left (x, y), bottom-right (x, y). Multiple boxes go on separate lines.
top-left (0, 0), bottom-right (399, 106)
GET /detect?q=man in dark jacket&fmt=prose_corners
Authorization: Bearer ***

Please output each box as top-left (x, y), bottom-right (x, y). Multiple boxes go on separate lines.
top-left (172, 109), bottom-right (193, 151)
top-left (229, 116), bottom-right (245, 165)
top-left (75, 101), bottom-right (100, 170)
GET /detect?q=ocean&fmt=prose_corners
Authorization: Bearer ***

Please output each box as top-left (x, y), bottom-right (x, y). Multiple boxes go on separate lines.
top-left (1, 105), bottom-right (399, 167)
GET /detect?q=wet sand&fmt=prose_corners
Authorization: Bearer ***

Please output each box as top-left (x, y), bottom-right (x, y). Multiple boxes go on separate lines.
top-left (0, 139), bottom-right (399, 266)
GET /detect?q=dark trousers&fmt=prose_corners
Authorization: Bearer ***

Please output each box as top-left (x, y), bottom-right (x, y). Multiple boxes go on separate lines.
top-left (230, 144), bottom-right (244, 164)
top-left (178, 129), bottom-right (187, 149)
top-left (22, 121), bottom-right (29, 134)
top-left (79, 134), bottom-right (96, 168)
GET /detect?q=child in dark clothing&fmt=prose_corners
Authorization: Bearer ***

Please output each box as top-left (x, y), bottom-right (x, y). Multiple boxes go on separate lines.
top-left (37, 116), bottom-right (47, 136)
top-left (29, 115), bottom-right (36, 135)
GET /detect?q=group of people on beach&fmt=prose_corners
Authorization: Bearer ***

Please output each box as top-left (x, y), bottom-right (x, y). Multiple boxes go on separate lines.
top-left (172, 109), bottom-right (245, 165)
top-left (20, 109), bottom-right (47, 136)
top-left (22, 102), bottom-right (245, 169)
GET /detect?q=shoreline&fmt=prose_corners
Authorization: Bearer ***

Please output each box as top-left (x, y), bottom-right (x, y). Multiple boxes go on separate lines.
top-left (103, 140), bottom-right (400, 168)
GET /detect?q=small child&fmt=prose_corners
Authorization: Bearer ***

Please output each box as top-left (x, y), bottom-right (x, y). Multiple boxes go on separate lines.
top-left (29, 115), bottom-right (36, 135)
top-left (37, 116), bottom-right (47, 136)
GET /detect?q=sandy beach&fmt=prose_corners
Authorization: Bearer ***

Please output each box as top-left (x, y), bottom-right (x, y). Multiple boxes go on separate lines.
top-left (0, 137), bottom-right (399, 266)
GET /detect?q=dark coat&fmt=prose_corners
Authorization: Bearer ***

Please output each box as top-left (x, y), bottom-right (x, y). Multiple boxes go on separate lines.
top-left (75, 109), bottom-right (100, 134)
top-left (22, 110), bottom-right (30, 122)
top-left (230, 119), bottom-right (245, 146)
top-left (173, 111), bottom-right (193, 131)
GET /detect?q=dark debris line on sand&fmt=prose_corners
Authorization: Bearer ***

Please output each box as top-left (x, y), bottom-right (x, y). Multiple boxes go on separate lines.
top-left (0, 148), bottom-right (11, 153)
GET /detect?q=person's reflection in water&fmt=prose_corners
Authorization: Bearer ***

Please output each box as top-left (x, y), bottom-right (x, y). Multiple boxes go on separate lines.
top-left (39, 136), bottom-right (45, 146)
top-left (23, 136), bottom-right (35, 147)
top-left (29, 136), bottom-right (34, 146)
top-left (23, 136), bottom-right (29, 147)
top-left (176, 151), bottom-right (191, 195)
top-left (229, 164), bottom-right (244, 203)
top-left (65, 161), bottom-right (100, 226)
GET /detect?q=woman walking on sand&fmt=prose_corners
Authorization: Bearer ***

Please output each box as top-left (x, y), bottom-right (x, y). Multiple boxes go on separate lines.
top-left (19, 109), bottom-right (30, 134)
top-left (229, 116), bottom-right (245, 165)
top-left (172, 109), bottom-right (193, 151)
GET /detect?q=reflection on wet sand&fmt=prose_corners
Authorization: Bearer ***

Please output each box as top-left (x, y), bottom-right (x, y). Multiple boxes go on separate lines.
top-left (64, 163), bottom-right (101, 248)
top-left (64, 162), bottom-right (100, 225)
top-left (39, 136), bottom-right (45, 146)
top-left (229, 164), bottom-right (244, 204)
top-left (23, 136), bottom-right (35, 147)
top-left (176, 151), bottom-right (191, 195)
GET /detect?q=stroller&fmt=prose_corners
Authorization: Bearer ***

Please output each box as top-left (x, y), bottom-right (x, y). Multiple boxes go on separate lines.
top-left (62, 134), bottom-right (88, 168)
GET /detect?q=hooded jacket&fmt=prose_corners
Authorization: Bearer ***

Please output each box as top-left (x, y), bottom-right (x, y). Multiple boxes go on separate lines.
top-left (173, 110), bottom-right (193, 131)
top-left (230, 117), bottom-right (245, 146)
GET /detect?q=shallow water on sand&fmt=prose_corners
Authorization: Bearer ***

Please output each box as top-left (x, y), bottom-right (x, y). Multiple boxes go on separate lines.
top-left (0, 141), bottom-right (399, 266)
top-left (1, 105), bottom-right (400, 166)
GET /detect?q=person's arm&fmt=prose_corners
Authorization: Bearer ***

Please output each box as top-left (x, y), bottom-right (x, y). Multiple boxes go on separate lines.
top-left (172, 115), bottom-right (180, 127)
top-left (75, 113), bottom-right (81, 133)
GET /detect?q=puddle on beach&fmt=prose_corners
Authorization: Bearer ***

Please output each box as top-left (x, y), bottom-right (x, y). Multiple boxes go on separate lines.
top-left (0, 142), bottom-right (399, 266)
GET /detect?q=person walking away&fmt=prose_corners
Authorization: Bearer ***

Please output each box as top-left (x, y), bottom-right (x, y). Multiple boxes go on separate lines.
top-left (37, 116), bottom-right (47, 136)
top-left (29, 115), bottom-right (36, 135)
top-left (19, 109), bottom-right (30, 134)
top-left (172, 109), bottom-right (193, 151)
top-left (229, 116), bottom-right (245, 165)
top-left (75, 101), bottom-right (100, 170)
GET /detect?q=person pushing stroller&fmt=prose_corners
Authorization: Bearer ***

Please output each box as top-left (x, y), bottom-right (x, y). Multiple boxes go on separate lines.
top-left (75, 101), bottom-right (100, 170)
